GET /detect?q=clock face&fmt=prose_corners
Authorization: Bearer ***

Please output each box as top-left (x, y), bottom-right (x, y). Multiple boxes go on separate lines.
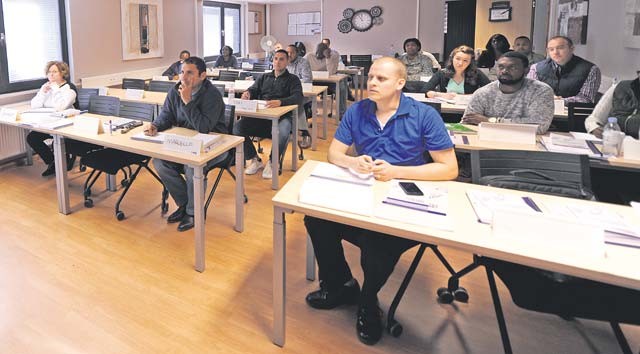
top-left (352, 10), bottom-right (373, 32)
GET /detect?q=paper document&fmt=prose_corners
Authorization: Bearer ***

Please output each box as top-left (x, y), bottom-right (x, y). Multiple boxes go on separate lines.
top-left (570, 131), bottom-right (602, 142)
top-left (38, 119), bottom-right (73, 130)
top-left (466, 189), bottom-right (541, 224)
top-left (540, 135), bottom-right (602, 156)
top-left (309, 161), bottom-right (374, 186)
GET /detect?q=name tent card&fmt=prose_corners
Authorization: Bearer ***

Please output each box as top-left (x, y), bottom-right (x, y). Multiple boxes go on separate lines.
top-left (0, 108), bottom-right (18, 122)
top-left (74, 116), bottom-right (104, 135)
top-left (301, 83), bottom-right (313, 92)
top-left (125, 89), bottom-right (145, 100)
top-left (554, 99), bottom-right (565, 115)
top-left (232, 99), bottom-right (259, 112)
top-left (98, 87), bottom-right (109, 96)
top-left (163, 134), bottom-right (202, 156)
top-left (478, 122), bottom-right (537, 145)
top-left (312, 71), bottom-right (329, 79)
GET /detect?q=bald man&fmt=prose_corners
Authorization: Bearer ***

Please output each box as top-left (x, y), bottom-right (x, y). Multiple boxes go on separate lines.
top-left (303, 57), bottom-right (458, 345)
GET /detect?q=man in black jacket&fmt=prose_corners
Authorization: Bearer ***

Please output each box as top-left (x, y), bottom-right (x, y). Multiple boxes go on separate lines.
top-left (144, 56), bottom-right (226, 232)
top-left (234, 49), bottom-right (303, 179)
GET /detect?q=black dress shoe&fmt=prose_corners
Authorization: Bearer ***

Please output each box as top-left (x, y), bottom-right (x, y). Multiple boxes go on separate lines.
top-left (356, 304), bottom-right (383, 345)
top-left (41, 164), bottom-right (56, 177)
top-left (305, 278), bottom-right (360, 310)
top-left (66, 154), bottom-right (76, 171)
top-left (167, 205), bottom-right (187, 223)
top-left (177, 214), bottom-right (194, 232)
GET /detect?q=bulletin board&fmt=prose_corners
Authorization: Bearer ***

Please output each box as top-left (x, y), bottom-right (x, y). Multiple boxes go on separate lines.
top-left (555, 0), bottom-right (589, 44)
top-left (287, 12), bottom-right (321, 36)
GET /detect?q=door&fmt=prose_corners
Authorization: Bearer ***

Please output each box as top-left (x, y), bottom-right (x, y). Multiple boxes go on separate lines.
top-left (444, 0), bottom-right (477, 60)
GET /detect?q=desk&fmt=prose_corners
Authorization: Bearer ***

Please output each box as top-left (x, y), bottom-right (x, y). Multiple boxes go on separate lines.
top-left (225, 99), bottom-right (298, 190)
top-left (271, 160), bottom-right (640, 346)
top-left (404, 92), bottom-right (569, 120)
top-left (2, 110), bottom-right (245, 273)
top-left (312, 74), bottom-right (349, 121)
top-left (337, 67), bottom-right (365, 101)
top-left (106, 88), bottom-right (168, 106)
top-left (303, 86), bottom-right (328, 150)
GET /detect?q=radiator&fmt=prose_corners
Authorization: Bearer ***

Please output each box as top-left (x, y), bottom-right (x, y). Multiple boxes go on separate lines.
top-left (0, 124), bottom-right (28, 163)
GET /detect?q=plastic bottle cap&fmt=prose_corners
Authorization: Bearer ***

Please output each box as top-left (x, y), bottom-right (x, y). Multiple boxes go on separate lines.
top-left (608, 117), bottom-right (617, 123)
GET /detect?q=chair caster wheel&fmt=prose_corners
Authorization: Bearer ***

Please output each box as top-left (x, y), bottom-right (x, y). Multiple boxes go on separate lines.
top-left (121, 179), bottom-right (129, 188)
top-left (84, 199), bottom-right (94, 208)
top-left (116, 211), bottom-right (125, 221)
top-left (298, 154), bottom-right (304, 161)
top-left (437, 287), bottom-right (454, 304)
top-left (79, 165), bottom-right (87, 172)
top-left (387, 320), bottom-right (403, 337)
top-left (244, 195), bottom-right (248, 203)
top-left (453, 287), bottom-right (469, 303)
top-left (161, 202), bottom-right (169, 213)
top-left (84, 189), bottom-right (91, 197)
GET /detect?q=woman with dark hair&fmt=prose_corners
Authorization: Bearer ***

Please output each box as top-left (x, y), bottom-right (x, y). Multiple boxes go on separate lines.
top-left (214, 45), bottom-right (238, 68)
top-left (425, 45), bottom-right (490, 99)
top-left (477, 33), bottom-right (511, 68)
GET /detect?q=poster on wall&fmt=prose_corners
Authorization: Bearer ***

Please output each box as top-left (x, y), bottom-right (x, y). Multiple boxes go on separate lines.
top-left (624, 0), bottom-right (640, 48)
top-left (556, 0), bottom-right (589, 44)
top-left (121, 0), bottom-right (164, 60)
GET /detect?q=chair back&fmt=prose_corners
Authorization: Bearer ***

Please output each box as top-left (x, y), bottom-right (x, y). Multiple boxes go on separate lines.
top-left (222, 104), bottom-right (236, 135)
top-left (213, 84), bottom-right (226, 97)
top-left (240, 71), bottom-right (264, 81)
top-left (218, 70), bottom-right (239, 81)
top-left (148, 80), bottom-right (175, 93)
top-left (122, 78), bottom-right (146, 90)
top-left (567, 102), bottom-right (595, 133)
top-left (89, 95), bottom-right (120, 116)
top-left (350, 54), bottom-right (373, 75)
top-left (469, 149), bottom-right (591, 189)
top-left (420, 100), bottom-right (441, 113)
top-left (252, 62), bottom-right (270, 71)
top-left (340, 54), bottom-right (348, 66)
top-left (77, 88), bottom-right (99, 111)
top-left (119, 101), bottom-right (155, 122)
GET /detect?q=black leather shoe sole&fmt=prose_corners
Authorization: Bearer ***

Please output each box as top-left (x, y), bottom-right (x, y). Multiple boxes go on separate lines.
top-left (41, 165), bottom-right (56, 177)
top-left (167, 206), bottom-right (186, 223)
top-left (356, 306), bottom-right (383, 346)
top-left (177, 215), bottom-right (194, 232)
top-left (305, 281), bottom-right (360, 310)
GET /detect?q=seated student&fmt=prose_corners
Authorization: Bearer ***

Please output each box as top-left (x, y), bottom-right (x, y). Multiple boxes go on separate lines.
top-left (266, 42), bottom-right (284, 63)
top-left (304, 57), bottom-right (458, 346)
top-left (321, 38), bottom-right (341, 62)
top-left (286, 44), bottom-right (313, 149)
top-left (425, 45), bottom-right (490, 99)
top-left (233, 49), bottom-right (303, 179)
top-left (462, 51), bottom-right (554, 134)
top-left (585, 76), bottom-right (640, 139)
top-left (527, 35), bottom-right (601, 104)
top-left (144, 56), bottom-right (227, 232)
top-left (162, 50), bottom-right (190, 79)
top-left (214, 46), bottom-right (238, 68)
top-left (513, 35), bottom-right (545, 65)
top-left (399, 38), bottom-right (435, 92)
top-left (26, 60), bottom-right (78, 177)
top-left (306, 42), bottom-right (348, 118)
top-left (477, 34), bottom-right (511, 69)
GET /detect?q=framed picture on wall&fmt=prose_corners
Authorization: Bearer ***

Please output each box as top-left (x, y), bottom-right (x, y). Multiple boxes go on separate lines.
top-left (249, 11), bottom-right (263, 35)
top-left (556, 0), bottom-right (589, 45)
top-left (121, 0), bottom-right (164, 60)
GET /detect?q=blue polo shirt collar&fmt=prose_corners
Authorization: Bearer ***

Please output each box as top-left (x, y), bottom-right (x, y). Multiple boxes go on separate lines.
top-left (366, 93), bottom-right (412, 125)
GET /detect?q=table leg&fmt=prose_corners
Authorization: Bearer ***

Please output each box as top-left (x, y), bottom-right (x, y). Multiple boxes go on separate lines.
top-left (322, 91), bottom-right (328, 140)
top-left (193, 165), bottom-right (205, 272)
top-left (292, 109), bottom-right (298, 171)
top-left (311, 95), bottom-right (318, 151)
top-left (271, 118), bottom-right (279, 190)
top-left (354, 73), bottom-right (360, 101)
top-left (335, 80), bottom-right (341, 123)
top-left (273, 206), bottom-right (287, 347)
top-left (234, 143), bottom-right (244, 233)
top-left (106, 174), bottom-right (117, 192)
top-left (23, 130), bottom-right (33, 166)
top-left (306, 234), bottom-right (316, 281)
top-left (53, 135), bottom-right (70, 215)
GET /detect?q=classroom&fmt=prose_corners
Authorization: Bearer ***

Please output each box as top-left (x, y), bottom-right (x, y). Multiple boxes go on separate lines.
top-left (0, 0), bottom-right (639, 353)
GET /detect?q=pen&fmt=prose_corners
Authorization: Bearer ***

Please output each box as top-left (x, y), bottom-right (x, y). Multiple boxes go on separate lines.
top-left (109, 120), bottom-right (112, 135)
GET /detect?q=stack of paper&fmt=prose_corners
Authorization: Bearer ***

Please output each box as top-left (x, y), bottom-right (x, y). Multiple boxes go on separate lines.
top-left (540, 133), bottom-right (602, 157)
top-left (193, 133), bottom-right (222, 152)
top-left (466, 189), bottom-right (541, 224)
top-left (299, 162), bottom-right (374, 216)
top-left (131, 131), bottom-right (166, 143)
top-left (374, 182), bottom-right (452, 231)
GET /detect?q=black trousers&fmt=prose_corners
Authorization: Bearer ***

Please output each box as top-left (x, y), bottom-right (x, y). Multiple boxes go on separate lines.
top-left (304, 216), bottom-right (418, 307)
top-left (26, 131), bottom-right (54, 165)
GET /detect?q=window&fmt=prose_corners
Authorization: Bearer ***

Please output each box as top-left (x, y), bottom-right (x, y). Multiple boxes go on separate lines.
top-left (203, 1), bottom-right (241, 62)
top-left (0, 0), bottom-right (69, 94)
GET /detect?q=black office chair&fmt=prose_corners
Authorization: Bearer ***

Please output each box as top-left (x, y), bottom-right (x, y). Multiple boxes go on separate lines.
top-left (121, 78), bottom-right (146, 90)
top-left (239, 71), bottom-right (264, 82)
top-left (89, 95), bottom-right (121, 116)
top-left (77, 88), bottom-right (99, 110)
top-left (340, 54), bottom-right (348, 66)
top-left (80, 99), bottom-right (168, 220)
top-left (350, 54), bottom-right (373, 76)
top-left (212, 84), bottom-right (226, 98)
top-left (148, 80), bottom-right (175, 93)
top-left (218, 70), bottom-right (239, 82)
top-left (567, 102), bottom-right (595, 133)
top-left (252, 62), bottom-right (270, 71)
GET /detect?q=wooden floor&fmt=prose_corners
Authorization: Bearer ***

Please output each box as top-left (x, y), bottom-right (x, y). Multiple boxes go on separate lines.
top-left (1, 111), bottom-right (638, 354)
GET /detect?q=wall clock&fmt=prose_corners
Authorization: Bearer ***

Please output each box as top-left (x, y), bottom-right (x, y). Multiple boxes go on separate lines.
top-left (338, 6), bottom-right (383, 34)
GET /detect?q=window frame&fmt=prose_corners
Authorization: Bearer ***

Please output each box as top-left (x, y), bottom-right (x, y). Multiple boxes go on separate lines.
top-left (203, 1), bottom-right (241, 63)
top-left (0, 0), bottom-right (69, 94)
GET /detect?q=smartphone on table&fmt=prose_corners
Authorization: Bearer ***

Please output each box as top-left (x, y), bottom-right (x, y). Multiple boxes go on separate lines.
top-left (399, 182), bottom-right (424, 196)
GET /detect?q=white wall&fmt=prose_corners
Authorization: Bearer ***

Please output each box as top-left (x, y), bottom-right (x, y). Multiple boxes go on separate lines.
top-left (269, 1), bottom-right (321, 55)
top-left (418, 0), bottom-right (446, 59)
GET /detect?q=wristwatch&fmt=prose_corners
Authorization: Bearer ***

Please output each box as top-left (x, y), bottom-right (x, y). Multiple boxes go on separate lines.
top-left (488, 117), bottom-right (498, 123)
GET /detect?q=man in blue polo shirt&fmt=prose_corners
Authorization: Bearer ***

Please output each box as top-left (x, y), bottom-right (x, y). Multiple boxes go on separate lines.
top-left (304, 57), bottom-right (458, 345)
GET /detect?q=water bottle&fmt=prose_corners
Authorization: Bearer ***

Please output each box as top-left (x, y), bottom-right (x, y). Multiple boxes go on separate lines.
top-left (602, 117), bottom-right (622, 157)
top-left (228, 85), bottom-right (235, 100)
